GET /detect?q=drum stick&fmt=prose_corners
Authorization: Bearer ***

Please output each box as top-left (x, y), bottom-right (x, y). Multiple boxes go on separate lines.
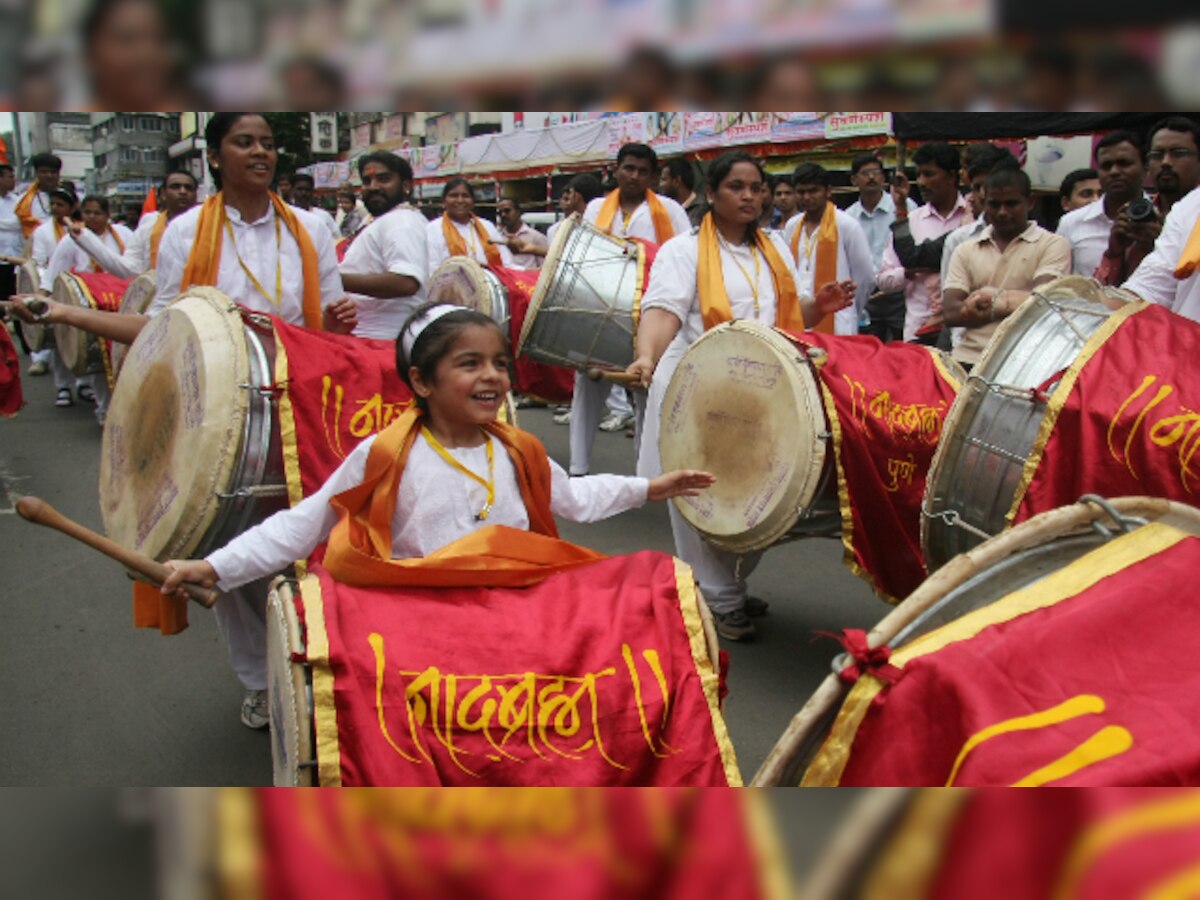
top-left (15, 496), bottom-right (220, 608)
top-left (586, 368), bottom-right (642, 385)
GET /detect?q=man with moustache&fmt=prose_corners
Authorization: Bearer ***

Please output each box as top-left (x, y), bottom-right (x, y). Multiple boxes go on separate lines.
top-left (1056, 130), bottom-right (1149, 277)
top-left (338, 151), bottom-right (428, 341)
top-left (846, 154), bottom-right (915, 342)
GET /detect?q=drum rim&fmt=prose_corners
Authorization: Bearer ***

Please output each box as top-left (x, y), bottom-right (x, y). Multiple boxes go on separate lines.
top-left (14, 261), bottom-right (50, 349)
top-left (118, 271), bottom-right (157, 316)
top-left (52, 272), bottom-right (100, 376)
top-left (754, 495), bottom-right (1200, 786)
top-left (920, 290), bottom-right (1116, 568)
top-left (268, 578), bottom-right (314, 787)
top-left (663, 319), bottom-right (828, 553)
top-left (427, 256), bottom-right (510, 326)
top-left (99, 288), bottom-right (252, 560)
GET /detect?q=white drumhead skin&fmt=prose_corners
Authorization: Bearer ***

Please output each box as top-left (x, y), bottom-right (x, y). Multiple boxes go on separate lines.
top-left (427, 257), bottom-right (494, 318)
top-left (52, 273), bottom-right (91, 374)
top-left (518, 212), bottom-right (579, 354)
top-left (99, 288), bottom-right (250, 560)
top-left (119, 271), bottom-right (158, 315)
top-left (15, 261), bottom-right (50, 351)
top-left (268, 581), bottom-right (313, 787)
top-left (660, 320), bottom-right (827, 553)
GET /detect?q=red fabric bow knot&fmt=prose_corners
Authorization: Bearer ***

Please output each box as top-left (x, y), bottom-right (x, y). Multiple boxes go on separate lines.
top-left (816, 629), bottom-right (903, 686)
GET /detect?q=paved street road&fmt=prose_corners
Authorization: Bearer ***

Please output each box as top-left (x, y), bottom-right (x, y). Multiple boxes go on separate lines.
top-left (1, 367), bottom-right (887, 786)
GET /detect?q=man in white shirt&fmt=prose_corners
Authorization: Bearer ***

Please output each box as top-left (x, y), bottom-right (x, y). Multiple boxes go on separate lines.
top-left (496, 197), bottom-right (548, 270)
top-left (782, 162), bottom-right (874, 335)
top-left (69, 170), bottom-right (198, 278)
top-left (338, 151), bottom-right (429, 341)
top-left (0, 164), bottom-right (25, 351)
top-left (1123, 186), bottom-right (1200, 323)
top-left (573, 143), bottom-right (690, 475)
top-left (1056, 130), bottom-right (1149, 277)
top-left (289, 172), bottom-right (340, 239)
top-left (847, 154), bottom-right (917, 343)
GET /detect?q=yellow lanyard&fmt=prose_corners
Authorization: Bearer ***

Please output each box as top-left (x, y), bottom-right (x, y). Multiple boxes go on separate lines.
top-left (621, 208), bottom-right (634, 233)
top-left (463, 219), bottom-right (481, 259)
top-left (718, 233), bottom-right (762, 317)
top-left (226, 214), bottom-right (282, 309)
top-left (421, 426), bottom-right (496, 521)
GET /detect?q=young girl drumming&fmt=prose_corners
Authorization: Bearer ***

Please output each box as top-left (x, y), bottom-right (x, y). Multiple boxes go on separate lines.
top-left (161, 303), bottom-right (715, 597)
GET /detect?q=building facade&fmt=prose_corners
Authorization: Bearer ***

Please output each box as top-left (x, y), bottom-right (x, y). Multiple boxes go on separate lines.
top-left (89, 113), bottom-right (181, 217)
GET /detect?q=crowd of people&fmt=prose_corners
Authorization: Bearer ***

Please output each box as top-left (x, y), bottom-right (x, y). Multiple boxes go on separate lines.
top-left (4, 111), bottom-right (1199, 734)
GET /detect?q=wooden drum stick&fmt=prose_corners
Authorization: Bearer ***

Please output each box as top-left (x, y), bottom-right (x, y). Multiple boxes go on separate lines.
top-left (15, 496), bottom-right (220, 608)
top-left (586, 368), bottom-right (642, 386)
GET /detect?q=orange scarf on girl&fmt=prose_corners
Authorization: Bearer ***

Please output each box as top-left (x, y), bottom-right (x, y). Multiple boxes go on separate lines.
top-left (594, 189), bottom-right (676, 244)
top-left (148, 211), bottom-right (168, 269)
top-left (181, 192), bottom-right (324, 330)
top-left (15, 184), bottom-right (47, 240)
top-left (788, 201), bottom-right (839, 333)
top-left (442, 215), bottom-right (502, 267)
top-left (323, 406), bottom-right (603, 589)
top-left (697, 212), bottom-right (808, 333)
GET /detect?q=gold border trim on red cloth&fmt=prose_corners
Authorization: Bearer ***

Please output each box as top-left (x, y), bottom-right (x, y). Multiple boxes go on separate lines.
top-left (673, 557), bottom-right (743, 786)
top-left (743, 789), bottom-right (794, 900)
top-left (801, 521), bottom-right (1189, 786)
top-left (1004, 301), bottom-right (1147, 528)
top-left (298, 572), bottom-right (343, 787)
top-left (71, 275), bottom-right (117, 391)
top-left (216, 788), bottom-right (263, 900)
top-left (272, 328), bottom-right (308, 577)
top-left (860, 790), bottom-right (968, 900)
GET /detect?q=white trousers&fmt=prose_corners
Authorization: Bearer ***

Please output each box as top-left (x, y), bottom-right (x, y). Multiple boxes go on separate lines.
top-left (567, 373), bottom-right (641, 475)
top-left (212, 578), bottom-right (270, 691)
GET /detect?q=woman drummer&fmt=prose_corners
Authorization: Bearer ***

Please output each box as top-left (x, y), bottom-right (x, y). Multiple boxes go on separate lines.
top-left (426, 177), bottom-right (515, 274)
top-left (10, 112), bottom-right (355, 730)
top-left (627, 150), bottom-right (854, 642)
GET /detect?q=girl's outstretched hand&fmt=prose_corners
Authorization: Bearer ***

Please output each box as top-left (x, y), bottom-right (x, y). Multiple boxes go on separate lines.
top-left (648, 469), bottom-right (717, 501)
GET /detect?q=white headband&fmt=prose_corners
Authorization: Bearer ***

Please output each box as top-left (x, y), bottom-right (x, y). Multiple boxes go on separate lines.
top-left (401, 304), bottom-right (463, 362)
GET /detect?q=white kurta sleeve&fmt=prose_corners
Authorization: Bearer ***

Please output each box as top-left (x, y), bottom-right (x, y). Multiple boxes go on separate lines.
top-left (548, 458), bottom-right (648, 522)
top-left (1125, 195), bottom-right (1192, 312)
top-left (147, 217), bottom-right (188, 315)
top-left (204, 436), bottom-right (376, 590)
top-left (426, 218), bottom-right (449, 274)
top-left (302, 211), bottom-right (345, 309)
top-left (382, 211), bottom-right (428, 286)
top-left (842, 216), bottom-right (876, 314)
top-left (639, 235), bottom-right (698, 324)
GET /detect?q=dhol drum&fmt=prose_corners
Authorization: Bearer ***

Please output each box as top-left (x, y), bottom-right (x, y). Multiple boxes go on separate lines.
top-left (267, 578), bottom-right (315, 786)
top-left (100, 288), bottom-right (287, 562)
top-left (921, 276), bottom-right (1129, 570)
top-left (752, 495), bottom-right (1200, 787)
top-left (266, 572), bottom-right (723, 788)
top-left (659, 320), bottom-right (966, 554)
top-left (54, 271), bottom-right (129, 377)
top-left (518, 213), bottom-right (645, 372)
top-left (110, 271), bottom-right (157, 376)
top-left (426, 257), bottom-right (510, 330)
top-left (14, 259), bottom-right (53, 351)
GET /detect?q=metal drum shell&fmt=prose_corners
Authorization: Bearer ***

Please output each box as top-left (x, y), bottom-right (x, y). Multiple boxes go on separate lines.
top-left (518, 213), bottom-right (642, 371)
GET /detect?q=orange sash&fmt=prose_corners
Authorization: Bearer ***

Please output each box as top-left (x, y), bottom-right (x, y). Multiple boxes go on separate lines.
top-left (442, 215), bottom-right (502, 267)
top-left (181, 192), bottom-right (324, 330)
top-left (322, 407), bottom-right (604, 588)
top-left (789, 200), bottom-right (839, 333)
top-left (697, 212), bottom-right (808, 333)
top-left (15, 184), bottom-right (45, 240)
top-left (1174, 211), bottom-right (1200, 280)
top-left (148, 211), bottom-right (168, 269)
top-left (594, 189), bottom-right (676, 244)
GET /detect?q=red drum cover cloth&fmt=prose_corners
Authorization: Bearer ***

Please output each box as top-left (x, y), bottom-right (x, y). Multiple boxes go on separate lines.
top-left (1013, 302), bottom-right (1200, 526)
top-left (0, 324), bottom-right (22, 417)
top-left (69, 269), bottom-right (131, 387)
top-left (299, 551), bottom-right (739, 787)
top-left (490, 265), bottom-right (575, 403)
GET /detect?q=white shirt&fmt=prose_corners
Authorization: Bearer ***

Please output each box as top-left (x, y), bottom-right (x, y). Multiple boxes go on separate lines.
top-left (582, 193), bottom-right (692, 244)
top-left (205, 431), bottom-right (650, 590)
top-left (71, 210), bottom-right (162, 278)
top-left (1124, 186), bottom-right (1200, 323)
top-left (150, 202), bottom-right (343, 323)
top-left (0, 190), bottom-right (24, 258)
top-left (781, 208), bottom-right (875, 335)
top-left (340, 205), bottom-right (429, 341)
top-left (426, 216), bottom-right (514, 274)
top-left (43, 223), bottom-right (135, 291)
top-left (294, 203), bottom-right (339, 239)
top-left (29, 219), bottom-right (65, 270)
top-left (1056, 196), bottom-right (1143, 278)
top-left (845, 192), bottom-right (918, 269)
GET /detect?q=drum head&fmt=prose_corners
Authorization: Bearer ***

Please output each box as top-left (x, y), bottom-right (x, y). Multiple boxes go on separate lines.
top-left (52, 274), bottom-right (93, 375)
top-left (268, 580), bottom-right (314, 787)
top-left (517, 213), bottom-right (579, 355)
top-left (427, 257), bottom-right (499, 319)
top-left (112, 272), bottom-right (157, 376)
top-left (660, 320), bottom-right (827, 553)
top-left (100, 288), bottom-right (251, 561)
top-left (14, 261), bottom-right (50, 351)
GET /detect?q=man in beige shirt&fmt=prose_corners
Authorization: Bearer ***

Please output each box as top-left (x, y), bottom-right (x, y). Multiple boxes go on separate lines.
top-left (943, 167), bottom-right (1072, 369)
